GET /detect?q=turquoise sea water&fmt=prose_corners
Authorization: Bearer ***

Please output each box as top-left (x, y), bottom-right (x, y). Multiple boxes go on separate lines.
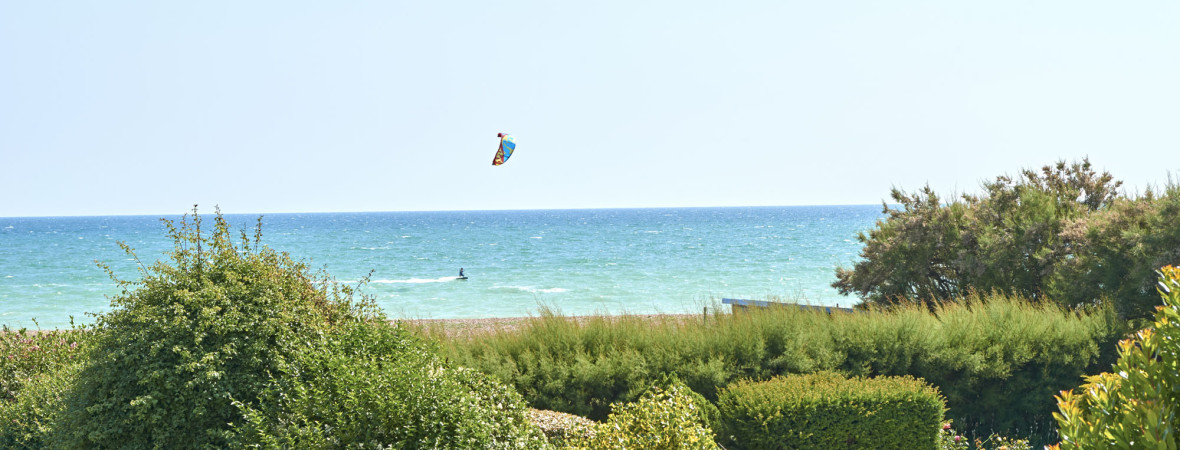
top-left (0, 206), bottom-right (881, 329)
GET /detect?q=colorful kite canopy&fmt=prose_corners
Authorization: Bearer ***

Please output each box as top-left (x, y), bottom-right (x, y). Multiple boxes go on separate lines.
top-left (493, 133), bottom-right (515, 166)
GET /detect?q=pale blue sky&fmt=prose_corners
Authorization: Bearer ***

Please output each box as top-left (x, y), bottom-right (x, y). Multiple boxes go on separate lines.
top-left (2, 1), bottom-right (1177, 217)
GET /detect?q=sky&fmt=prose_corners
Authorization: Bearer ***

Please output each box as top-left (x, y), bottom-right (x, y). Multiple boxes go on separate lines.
top-left (2, 1), bottom-right (1178, 217)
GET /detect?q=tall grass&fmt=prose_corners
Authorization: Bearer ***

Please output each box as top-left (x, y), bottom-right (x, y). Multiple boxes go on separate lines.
top-left (431, 294), bottom-right (1123, 442)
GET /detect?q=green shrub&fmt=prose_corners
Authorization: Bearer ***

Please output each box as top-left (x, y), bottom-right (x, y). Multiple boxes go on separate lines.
top-left (717, 372), bottom-right (945, 450)
top-left (438, 296), bottom-right (1120, 441)
top-left (1051, 266), bottom-right (1180, 449)
top-left (653, 373), bottom-right (721, 435)
top-left (0, 361), bottom-right (83, 449)
top-left (49, 209), bottom-right (371, 448)
top-left (42, 208), bottom-right (549, 448)
top-left (230, 319), bottom-right (549, 448)
top-left (0, 327), bottom-right (91, 448)
top-left (569, 380), bottom-right (717, 449)
top-left (901, 292), bottom-right (1120, 436)
top-left (0, 324), bottom-right (90, 403)
top-left (938, 422), bottom-right (1033, 450)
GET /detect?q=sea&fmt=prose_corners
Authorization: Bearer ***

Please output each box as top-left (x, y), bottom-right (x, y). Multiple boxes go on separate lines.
top-left (0, 206), bottom-right (882, 329)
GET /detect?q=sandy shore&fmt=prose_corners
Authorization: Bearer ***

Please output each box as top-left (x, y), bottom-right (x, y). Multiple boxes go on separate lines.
top-left (398, 313), bottom-right (703, 338)
top-left (4, 313), bottom-right (707, 337)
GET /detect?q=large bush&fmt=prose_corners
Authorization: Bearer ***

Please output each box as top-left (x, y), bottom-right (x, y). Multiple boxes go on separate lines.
top-left (45, 208), bottom-right (546, 448)
top-left (231, 319), bottom-right (549, 448)
top-left (1051, 266), bottom-right (1180, 449)
top-left (51, 210), bottom-right (372, 448)
top-left (833, 159), bottom-right (1180, 319)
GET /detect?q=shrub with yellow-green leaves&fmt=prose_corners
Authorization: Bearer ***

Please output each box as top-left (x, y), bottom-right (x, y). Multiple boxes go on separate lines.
top-left (1051, 266), bottom-right (1180, 449)
top-left (717, 371), bottom-right (945, 450)
top-left (569, 381), bottom-right (718, 449)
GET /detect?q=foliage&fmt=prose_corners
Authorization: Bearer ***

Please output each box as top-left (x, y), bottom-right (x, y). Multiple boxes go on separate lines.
top-left (0, 326), bottom-right (92, 448)
top-left (831, 159), bottom-right (1180, 320)
top-left (938, 422), bottom-right (1033, 450)
top-left (1051, 266), bottom-right (1180, 449)
top-left (230, 319), bottom-right (549, 449)
top-left (0, 324), bottom-right (90, 404)
top-left (834, 158), bottom-right (1121, 306)
top-left (435, 296), bottom-right (1121, 442)
top-left (567, 380), bottom-right (717, 450)
top-left (29, 207), bottom-right (551, 448)
top-left (649, 373), bottom-right (721, 435)
top-left (716, 371), bottom-right (945, 450)
top-left (1051, 183), bottom-right (1180, 319)
top-left (50, 207), bottom-right (375, 448)
top-left (527, 409), bottom-right (597, 448)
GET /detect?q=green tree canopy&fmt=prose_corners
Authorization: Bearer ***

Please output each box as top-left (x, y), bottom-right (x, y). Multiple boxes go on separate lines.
top-left (833, 159), bottom-right (1180, 320)
top-left (835, 159), bottom-right (1121, 305)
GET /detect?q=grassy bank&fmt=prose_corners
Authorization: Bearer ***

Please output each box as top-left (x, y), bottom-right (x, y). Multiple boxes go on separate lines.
top-left (429, 295), bottom-right (1124, 442)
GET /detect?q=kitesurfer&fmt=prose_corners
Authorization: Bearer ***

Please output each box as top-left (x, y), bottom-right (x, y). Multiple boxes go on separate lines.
top-left (459, 268), bottom-right (465, 277)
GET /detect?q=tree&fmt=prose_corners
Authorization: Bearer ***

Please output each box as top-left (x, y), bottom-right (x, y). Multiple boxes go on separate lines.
top-left (1051, 183), bottom-right (1180, 318)
top-left (834, 159), bottom-right (1122, 307)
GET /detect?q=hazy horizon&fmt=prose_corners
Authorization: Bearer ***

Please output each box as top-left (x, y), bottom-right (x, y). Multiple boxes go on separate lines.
top-left (2, 201), bottom-right (887, 219)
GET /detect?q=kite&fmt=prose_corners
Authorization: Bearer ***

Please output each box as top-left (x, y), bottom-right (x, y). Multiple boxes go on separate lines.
top-left (492, 133), bottom-right (515, 166)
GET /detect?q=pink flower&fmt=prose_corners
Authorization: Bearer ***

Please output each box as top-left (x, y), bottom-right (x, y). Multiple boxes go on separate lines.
top-left (954, 435), bottom-right (963, 442)
top-left (943, 423), bottom-right (952, 430)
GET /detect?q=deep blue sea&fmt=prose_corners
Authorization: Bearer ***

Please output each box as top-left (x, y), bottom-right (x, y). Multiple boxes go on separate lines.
top-left (0, 206), bottom-right (881, 329)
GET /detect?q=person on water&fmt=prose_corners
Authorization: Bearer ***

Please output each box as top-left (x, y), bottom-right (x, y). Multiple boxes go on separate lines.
top-left (459, 268), bottom-right (465, 277)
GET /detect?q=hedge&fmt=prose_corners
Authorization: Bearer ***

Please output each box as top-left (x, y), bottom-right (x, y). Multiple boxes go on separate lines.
top-left (717, 372), bottom-right (944, 450)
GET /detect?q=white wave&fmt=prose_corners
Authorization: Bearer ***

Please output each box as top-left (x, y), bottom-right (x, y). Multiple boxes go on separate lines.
top-left (493, 285), bottom-right (568, 294)
top-left (530, 236), bottom-right (543, 239)
top-left (371, 277), bottom-right (463, 284)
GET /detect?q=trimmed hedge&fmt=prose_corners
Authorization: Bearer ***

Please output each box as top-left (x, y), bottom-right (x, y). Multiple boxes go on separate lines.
top-left (717, 372), bottom-right (944, 450)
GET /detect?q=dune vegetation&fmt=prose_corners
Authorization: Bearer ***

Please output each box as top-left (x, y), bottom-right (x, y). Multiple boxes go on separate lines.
top-left (3, 158), bottom-right (1179, 448)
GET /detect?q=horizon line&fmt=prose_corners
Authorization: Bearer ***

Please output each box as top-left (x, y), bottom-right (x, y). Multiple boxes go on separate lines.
top-left (0, 202), bottom-right (889, 219)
